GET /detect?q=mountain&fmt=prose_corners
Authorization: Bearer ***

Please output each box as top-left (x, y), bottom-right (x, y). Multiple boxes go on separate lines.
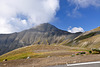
top-left (67, 27), bottom-right (100, 48)
top-left (0, 23), bottom-right (81, 55)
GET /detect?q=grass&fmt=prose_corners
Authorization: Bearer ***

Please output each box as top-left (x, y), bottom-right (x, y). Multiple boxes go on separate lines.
top-left (91, 26), bottom-right (100, 32)
top-left (70, 34), bottom-right (100, 48)
top-left (0, 45), bottom-right (88, 62)
top-left (76, 32), bottom-right (96, 41)
top-left (0, 51), bottom-right (44, 61)
top-left (0, 45), bottom-right (54, 61)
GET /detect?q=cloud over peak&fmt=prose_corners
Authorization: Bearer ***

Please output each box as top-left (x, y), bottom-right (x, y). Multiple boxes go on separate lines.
top-left (0, 0), bottom-right (59, 34)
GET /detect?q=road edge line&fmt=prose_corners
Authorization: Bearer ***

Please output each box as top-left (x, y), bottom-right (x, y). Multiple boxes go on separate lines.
top-left (67, 61), bottom-right (100, 66)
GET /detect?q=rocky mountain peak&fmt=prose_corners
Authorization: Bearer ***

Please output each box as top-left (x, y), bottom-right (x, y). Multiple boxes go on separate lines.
top-left (33, 23), bottom-right (59, 32)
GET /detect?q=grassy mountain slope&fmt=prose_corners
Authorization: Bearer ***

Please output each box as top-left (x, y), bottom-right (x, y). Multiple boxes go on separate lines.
top-left (68, 27), bottom-right (100, 48)
top-left (0, 45), bottom-right (88, 62)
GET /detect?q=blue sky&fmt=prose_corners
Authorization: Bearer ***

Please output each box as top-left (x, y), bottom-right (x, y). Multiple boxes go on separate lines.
top-left (0, 0), bottom-right (100, 34)
top-left (51, 0), bottom-right (100, 32)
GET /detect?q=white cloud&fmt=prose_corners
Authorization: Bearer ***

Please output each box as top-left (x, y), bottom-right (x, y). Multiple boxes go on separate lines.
top-left (0, 0), bottom-right (59, 34)
top-left (68, 0), bottom-right (100, 8)
top-left (67, 6), bottom-right (81, 17)
top-left (68, 26), bottom-right (84, 33)
top-left (67, 0), bottom-right (100, 17)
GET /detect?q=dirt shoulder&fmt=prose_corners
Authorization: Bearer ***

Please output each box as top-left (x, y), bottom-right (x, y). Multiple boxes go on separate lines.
top-left (0, 54), bottom-right (100, 67)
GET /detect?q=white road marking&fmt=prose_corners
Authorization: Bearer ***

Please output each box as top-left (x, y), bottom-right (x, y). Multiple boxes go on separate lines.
top-left (67, 61), bottom-right (100, 66)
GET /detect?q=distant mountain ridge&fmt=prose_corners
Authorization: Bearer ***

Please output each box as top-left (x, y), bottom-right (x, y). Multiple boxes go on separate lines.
top-left (0, 23), bottom-right (81, 55)
top-left (68, 27), bottom-right (100, 48)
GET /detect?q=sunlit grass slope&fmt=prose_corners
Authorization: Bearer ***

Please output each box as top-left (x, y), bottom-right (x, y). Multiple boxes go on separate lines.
top-left (0, 45), bottom-right (88, 62)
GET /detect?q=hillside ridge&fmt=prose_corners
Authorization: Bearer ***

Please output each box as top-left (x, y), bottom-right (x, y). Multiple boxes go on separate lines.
top-left (0, 23), bottom-right (81, 55)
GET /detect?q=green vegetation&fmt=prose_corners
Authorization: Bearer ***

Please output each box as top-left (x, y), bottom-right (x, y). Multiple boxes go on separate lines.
top-left (92, 48), bottom-right (100, 54)
top-left (76, 52), bottom-right (86, 55)
top-left (0, 50), bottom-right (48, 62)
top-left (76, 32), bottom-right (96, 41)
top-left (0, 45), bottom-right (88, 62)
top-left (89, 50), bottom-right (92, 54)
top-left (0, 45), bottom-right (50, 61)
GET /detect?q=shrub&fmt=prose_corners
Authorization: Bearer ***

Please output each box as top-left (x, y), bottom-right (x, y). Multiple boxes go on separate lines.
top-left (80, 52), bottom-right (86, 54)
top-left (76, 52), bottom-right (86, 55)
top-left (92, 48), bottom-right (100, 53)
top-left (76, 53), bottom-right (80, 55)
top-left (89, 50), bottom-right (92, 54)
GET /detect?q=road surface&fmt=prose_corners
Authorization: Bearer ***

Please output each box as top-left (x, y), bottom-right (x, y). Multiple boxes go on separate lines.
top-left (48, 61), bottom-right (100, 67)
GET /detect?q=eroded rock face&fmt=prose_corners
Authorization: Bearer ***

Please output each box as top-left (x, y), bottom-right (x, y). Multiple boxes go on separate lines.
top-left (0, 23), bottom-right (81, 55)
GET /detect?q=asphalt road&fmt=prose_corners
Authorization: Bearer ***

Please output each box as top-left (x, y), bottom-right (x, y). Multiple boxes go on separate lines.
top-left (48, 62), bottom-right (100, 67)
top-left (68, 63), bottom-right (100, 67)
